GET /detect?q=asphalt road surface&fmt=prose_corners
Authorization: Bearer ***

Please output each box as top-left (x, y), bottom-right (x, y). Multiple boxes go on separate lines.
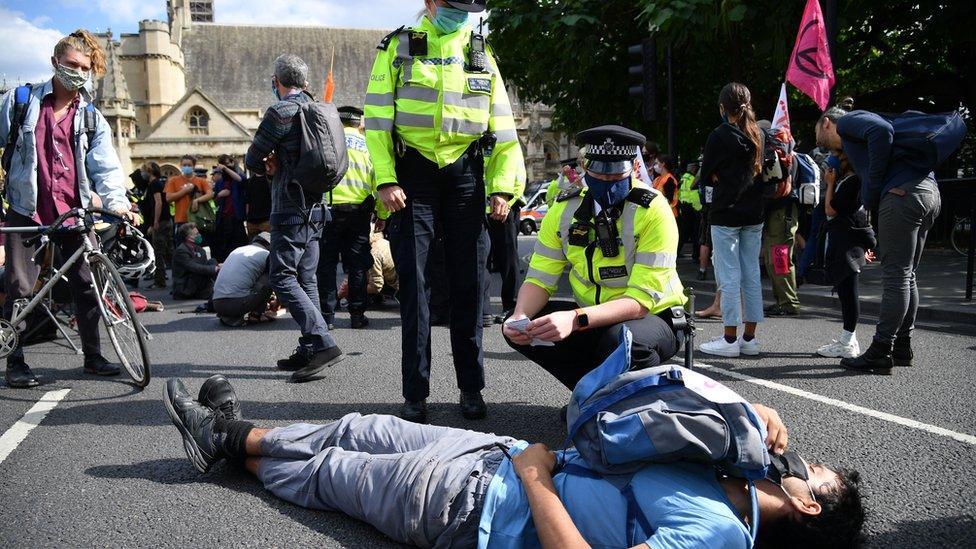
top-left (1, 235), bottom-right (974, 548)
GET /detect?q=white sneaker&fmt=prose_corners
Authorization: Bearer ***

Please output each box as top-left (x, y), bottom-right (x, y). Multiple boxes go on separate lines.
top-left (738, 337), bottom-right (760, 356)
top-left (700, 337), bottom-right (740, 358)
top-left (817, 339), bottom-right (860, 359)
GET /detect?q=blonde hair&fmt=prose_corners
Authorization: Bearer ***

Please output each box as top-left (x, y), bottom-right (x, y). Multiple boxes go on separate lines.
top-left (54, 29), bottom-right (106, 77)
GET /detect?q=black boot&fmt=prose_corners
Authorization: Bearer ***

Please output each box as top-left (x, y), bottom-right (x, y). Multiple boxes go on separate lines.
top-left (163, 379), bottom-right (228, 473)
top-left (290, 345), bottom-right (345, 383)
top-left (840, 340), bottom-right (893, 375)
top-left (350, 312), bottom-right (369, 329)
top-left (83, 354), bottom-right (121, 376)
top-left (892, 336), bottom-right (914, 367)
top-left (400, 400), bottom-right (428, 423)
top-left (197, 374), bottom-right (242, 421)
top-left (460, 391), bottom-right (488, 420)
top-left (277, 346), bottom-right (312, 371)
top-left (5, 358), bottom-right (40, 388)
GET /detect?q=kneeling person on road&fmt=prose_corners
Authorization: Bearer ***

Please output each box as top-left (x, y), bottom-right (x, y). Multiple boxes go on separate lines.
top-left (164, 375), bottom-right (865, 549)
top-left (172, 223), bottom-right (219, 300)
top-left (213, 232), bottom-right (276, 327)
top-left (503, 125), bottom-right (687, 390)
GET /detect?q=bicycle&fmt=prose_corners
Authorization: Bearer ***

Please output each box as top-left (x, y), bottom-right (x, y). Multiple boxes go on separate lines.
top-left (0, 207), bottom-right (152, 388)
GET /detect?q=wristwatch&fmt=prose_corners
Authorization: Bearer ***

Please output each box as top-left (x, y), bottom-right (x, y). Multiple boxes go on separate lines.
top-left (574, 308), bottom-right (589, 331)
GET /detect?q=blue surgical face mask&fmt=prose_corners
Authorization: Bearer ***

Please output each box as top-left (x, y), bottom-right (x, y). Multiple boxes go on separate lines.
top-left (181, 166), bottom-right (193, 176)
top-left (271, 78), bottom-right (281, 100)
top-left (584, 173), bottom-right (631, 209)
top-left (432, 6), bottom-right (468, 34)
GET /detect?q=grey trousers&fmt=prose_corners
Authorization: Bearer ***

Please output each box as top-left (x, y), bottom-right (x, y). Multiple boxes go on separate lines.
top-left (257, 413), bottom-right (510, 548)
top-left (875, 178), bottom-right (941, 346)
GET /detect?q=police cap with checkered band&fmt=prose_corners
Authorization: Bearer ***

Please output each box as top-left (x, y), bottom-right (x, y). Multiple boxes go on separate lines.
top-left (337, 106), bottom-right (364, 124)
top-left (445, 0), bottom-right (487, 12)
top-left (577, 125), bottom-right (647, 175)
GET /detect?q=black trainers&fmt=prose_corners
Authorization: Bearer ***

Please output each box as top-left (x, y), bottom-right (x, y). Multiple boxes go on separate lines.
top-left (460, 391), bottom-right (488, 420)
top-left (83, 354), bottom-right (121, 376)
top-left (290, 345), bottom-right (345, 383)
top-left (197, 374), bottom-right (242, 421)
top-left (764, 304), bottom-right (799, 317)
top-left (277, 346), bottom-right (312, 371)
top-left (892, 336), bottom-right (914, 367)
top-left (840, 341), bottom-right (893, 375)
top-left (350, 313), bottom-right (369, 329)
top-left (5, 358), bottom-right (40, 388)
top-left (163, 379), bottom-right (228, 473)
top-left (400, 399), bottom-right (428, 423)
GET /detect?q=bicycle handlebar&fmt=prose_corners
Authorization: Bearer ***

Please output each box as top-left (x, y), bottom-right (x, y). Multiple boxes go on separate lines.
top-left (0, 207), bottom-right (132, 236)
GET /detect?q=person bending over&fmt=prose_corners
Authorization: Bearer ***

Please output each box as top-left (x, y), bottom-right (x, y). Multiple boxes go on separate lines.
top-left (164, 376), bottom-right (865, 549)
top-left (212, 232), bottom-right (277, 327)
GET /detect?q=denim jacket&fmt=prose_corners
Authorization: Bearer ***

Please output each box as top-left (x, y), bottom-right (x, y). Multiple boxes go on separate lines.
top-left (0, 79), bottom-right (129, 219)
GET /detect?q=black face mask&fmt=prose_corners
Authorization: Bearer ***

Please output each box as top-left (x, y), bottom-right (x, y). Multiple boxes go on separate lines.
top-left (766, 450), bottom-right (810, 485)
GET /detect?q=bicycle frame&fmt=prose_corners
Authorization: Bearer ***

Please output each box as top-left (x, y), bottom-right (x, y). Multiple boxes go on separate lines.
top-left (7, 233), bottom-right (93, 330)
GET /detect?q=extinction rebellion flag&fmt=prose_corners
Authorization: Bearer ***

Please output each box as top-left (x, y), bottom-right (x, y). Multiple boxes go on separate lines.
top-left (786, 0), bottom-right (835, 110)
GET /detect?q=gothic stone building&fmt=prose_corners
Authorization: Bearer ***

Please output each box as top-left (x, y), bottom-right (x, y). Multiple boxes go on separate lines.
top-left (91, 0), bottom-right (571, 185)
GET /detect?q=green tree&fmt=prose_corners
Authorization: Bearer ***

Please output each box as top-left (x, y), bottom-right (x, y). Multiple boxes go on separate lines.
top-left (487, 0), bottom-right (975, 171)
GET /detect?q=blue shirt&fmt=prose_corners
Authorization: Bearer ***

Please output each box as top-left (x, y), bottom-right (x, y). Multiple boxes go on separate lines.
top-left (835, 110), bottom-right (934, 209)
top-left (479, 443), bottom-right (752, 549)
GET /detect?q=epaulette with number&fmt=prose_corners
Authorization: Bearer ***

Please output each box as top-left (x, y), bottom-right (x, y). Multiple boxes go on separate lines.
top-left (556, 186), bottom-right (584, 202)
top-left (377, 25), bottom-right (406, 50)
top-left (626, 187), bottom-right (657, 207)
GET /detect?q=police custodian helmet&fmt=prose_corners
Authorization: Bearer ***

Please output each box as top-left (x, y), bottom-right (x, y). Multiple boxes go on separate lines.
top-left (576, 125), bottom-right (647, 175)
top-left (445, 0), bottom-right (488, 12)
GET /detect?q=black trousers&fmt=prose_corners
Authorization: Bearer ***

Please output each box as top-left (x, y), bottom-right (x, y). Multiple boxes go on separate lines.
top-left (677, 205), bottom-right (701, 260)
top-left (3, 211), bottom-right (101, 360)
top-left (486, 207), bottom-right (521, 311)
top-left (504, 301), bottom-right (680, 390)
top-left (318, 208), bottom-right (374, 318)
top-left (213, 215), bottom-right (248, 263)
top-left (389, 146), bottom-right (487, 401)
top-left (836, 273), bottom-right (860, 333)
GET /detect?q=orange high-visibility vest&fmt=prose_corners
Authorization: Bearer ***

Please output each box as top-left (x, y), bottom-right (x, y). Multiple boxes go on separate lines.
top-left (653, 173), bottom-right (679, 217)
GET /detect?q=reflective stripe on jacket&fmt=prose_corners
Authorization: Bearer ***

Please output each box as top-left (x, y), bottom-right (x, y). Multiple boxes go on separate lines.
top-left (328, 127), bottom-right (389, 219)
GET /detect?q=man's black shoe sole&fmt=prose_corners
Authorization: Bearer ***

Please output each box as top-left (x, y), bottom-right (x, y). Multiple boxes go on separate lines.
top-left (163, 382), bottom-right (212, 473)
top-left (839, 361), bottom-right (893, 376)
top-left (289, 351), bottom-right (345, 383)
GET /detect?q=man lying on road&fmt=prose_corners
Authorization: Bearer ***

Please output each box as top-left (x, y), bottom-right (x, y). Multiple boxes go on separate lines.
top-left (164, 376), bottom-right (865, 548)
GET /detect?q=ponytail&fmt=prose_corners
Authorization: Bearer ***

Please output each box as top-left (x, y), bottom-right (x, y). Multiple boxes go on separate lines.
top-left (719, 83), bottom-right (763, 176)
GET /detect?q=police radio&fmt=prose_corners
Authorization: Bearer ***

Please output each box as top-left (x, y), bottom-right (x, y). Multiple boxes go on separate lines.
top-left (467, 33), bottom-right (487, 73)
top-left (593, 212), bottom-right (620, 258)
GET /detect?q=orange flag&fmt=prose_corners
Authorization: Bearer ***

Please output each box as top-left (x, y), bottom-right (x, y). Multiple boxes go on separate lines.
top-left (323, 47), bottom-right (336, 103)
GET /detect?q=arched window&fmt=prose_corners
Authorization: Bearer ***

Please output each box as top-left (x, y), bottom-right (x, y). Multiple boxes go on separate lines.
top-left (188, 107), bottom-right (209, 134)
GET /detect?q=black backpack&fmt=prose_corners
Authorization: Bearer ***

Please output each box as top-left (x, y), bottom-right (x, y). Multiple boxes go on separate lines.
top-left (292, 100), bottom-right (348, 194)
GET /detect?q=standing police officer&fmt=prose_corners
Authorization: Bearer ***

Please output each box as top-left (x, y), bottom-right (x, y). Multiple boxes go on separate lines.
top-left (318, 106), bottom-right (388, 330)
top-left (364, 0), bottom-right (525, 422)
top-left (503, 126), bottom-right (686, 391)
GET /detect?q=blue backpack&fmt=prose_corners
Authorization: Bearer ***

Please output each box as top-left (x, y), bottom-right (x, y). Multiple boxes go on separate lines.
top-left (882, 110), bottom-right (967, 173)
top-left (791, 152), bottom-right (821, 207)
top-left (565, 328), bottom-right (770, 481)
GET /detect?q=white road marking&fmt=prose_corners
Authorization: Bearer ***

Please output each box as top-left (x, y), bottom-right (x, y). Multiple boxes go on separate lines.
top-left (688, 360), bottom-right (976, 446)
top-left (0, 389), bottom-right (71, 465)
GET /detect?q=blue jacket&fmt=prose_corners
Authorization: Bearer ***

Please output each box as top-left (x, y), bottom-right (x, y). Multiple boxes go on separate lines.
top-left (0, 79), bottom-right (129, 218)
top-left (214, 171), bottom-right (247, 220)
top-left (836, 110), bottom-right (934, 209)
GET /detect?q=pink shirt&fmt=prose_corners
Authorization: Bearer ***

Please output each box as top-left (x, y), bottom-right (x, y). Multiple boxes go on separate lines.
top-left (34, 95), bottom-right (81, 225)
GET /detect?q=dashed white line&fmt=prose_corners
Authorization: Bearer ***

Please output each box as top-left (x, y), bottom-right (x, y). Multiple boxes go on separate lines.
top-left (688, 360), bottom-right (976, 447)
top-left (0, 389), bottom-right (71, 465)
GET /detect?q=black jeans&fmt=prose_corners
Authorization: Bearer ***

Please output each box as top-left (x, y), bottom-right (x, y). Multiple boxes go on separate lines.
top-left (318, 208), bottom-right (374, 318)
top-left (270, 215), bottom-right (336, 352)
top-left (213, 273), bottom-right (273, 325)
top-left (504, 301), bottom-right (681, 390)
top-left (677, 205), bottom-right (701, 260)
top-left (2, 211), bottom-right (101, 360)
top-left (486, 208), bottom-right (521, 311)
top-left (836, 274), bottom-right (860, 333)
top-left (388, 146), bottom-right (487, 402)
top-left (214, 215), bottom-right (248, 263)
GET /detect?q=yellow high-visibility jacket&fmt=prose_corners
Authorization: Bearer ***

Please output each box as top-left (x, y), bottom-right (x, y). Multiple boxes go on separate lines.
top-left (526, 185), bottom-right (686, 313)
top-left (327, 127), bottom-right (389, 219)
top-left (363, 17), bottom-right (525, 200)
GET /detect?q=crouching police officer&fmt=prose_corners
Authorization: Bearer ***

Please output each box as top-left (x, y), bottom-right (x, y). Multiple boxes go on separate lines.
top-left (364, 0), bottom-right (525, 422)
top-left (503, 126), bottom-right (687, 390)
top-left (318, 106), bottom-right (388, 330)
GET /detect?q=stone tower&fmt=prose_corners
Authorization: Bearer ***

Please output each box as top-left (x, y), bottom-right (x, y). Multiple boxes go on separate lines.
top-left (96, 33), bottom-right (137, 175)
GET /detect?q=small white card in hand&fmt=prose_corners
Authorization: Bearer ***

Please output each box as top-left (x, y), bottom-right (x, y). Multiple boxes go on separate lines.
top-left (504, 318), bottom-right (554, 347)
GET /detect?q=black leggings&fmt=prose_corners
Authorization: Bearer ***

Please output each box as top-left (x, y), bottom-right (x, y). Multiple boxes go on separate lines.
top-left (836, 274), bottom-right (860, 333)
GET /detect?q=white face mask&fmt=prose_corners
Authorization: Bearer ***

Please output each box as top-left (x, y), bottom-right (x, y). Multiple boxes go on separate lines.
top-left (54, 63), bottom-right (90, 91)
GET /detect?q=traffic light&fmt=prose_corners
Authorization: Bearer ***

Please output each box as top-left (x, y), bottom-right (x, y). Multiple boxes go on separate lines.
top-left (628, 38), bottom-right (657, 122)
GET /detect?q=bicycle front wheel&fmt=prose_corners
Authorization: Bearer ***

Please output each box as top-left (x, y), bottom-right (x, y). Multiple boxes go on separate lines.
top-left (951, 218), bottom-right (971, 257)
top-left (89, 253), bottom-right (151, 388)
